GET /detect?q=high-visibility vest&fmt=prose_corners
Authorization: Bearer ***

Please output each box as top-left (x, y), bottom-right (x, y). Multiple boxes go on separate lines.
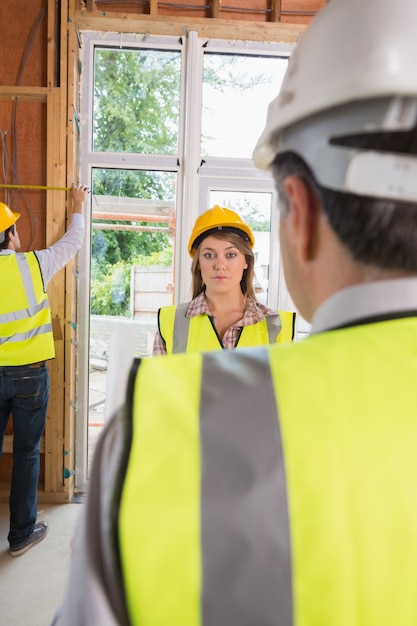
top-left (118, 315), bottom-right (417, 625)
top-left (158, 302), bottom-right (295, 353)
top-left (0, 252), bottom-right (55, 365)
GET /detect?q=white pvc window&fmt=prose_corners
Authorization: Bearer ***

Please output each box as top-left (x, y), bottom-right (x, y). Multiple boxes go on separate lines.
top-left (93, 47), bottom-right (182, 154)
top-left (202, 54), bottom-right (288, 159)
top-left (77, 31), bottom-right (294, 489)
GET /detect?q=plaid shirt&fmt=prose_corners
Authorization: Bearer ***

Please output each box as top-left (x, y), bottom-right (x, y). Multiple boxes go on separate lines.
top-left (152, 292), bottom-right (278, 355)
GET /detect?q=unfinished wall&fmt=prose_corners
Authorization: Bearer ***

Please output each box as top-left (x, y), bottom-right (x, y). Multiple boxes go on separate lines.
top-left (0, 0), bottom-right (324, 502)
top-left (0, 0), bottom-right (76, 502)
top-left (0, 2), bottom-right (48, 251)
top-left (83, 0), bottom-right (325, 23)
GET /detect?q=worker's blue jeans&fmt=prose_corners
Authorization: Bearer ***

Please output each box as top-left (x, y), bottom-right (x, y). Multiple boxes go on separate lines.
top-left (0, 362), bottom-right (49, 548)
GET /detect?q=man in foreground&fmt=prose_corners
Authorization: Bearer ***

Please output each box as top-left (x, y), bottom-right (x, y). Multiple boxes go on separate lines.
top-left (53, 0), bottom-right (417, 623)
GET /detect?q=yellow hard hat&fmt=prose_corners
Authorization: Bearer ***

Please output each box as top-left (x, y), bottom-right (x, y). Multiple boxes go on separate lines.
top-left (188, 205), bottom-right (254, 257)
top-left (0, 201), bottom-right (20, 232)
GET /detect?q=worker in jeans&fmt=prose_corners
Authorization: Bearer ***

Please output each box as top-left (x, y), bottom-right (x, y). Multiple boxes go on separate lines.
top-left (0, 183), bottom-right (88, 557)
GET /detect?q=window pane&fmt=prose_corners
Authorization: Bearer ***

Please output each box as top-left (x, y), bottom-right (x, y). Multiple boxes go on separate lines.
top-left (209, 190), bottom-right (273, 302)
top-left (90, 167), bottom-right (176, 324)
top-left (93, 48), bottom-right (181, 154)
top-left (88, 168), bottom-right (176, 471)
top-left (202, 54), bottom-right (288, 159)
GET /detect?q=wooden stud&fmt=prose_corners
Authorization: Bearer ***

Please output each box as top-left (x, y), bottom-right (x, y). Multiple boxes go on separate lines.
top-left (44, 0), bottom-right (71, 500)
top-left (149, 0), bottom-right (158, 16)
top-left (47, 0), bottom-right (56, 87)
top-left (270, 0), bottom-right (282, 22)
top-left (211, 0), bottom-right (220, 19)
top-left (45, 88), bottom-right (66, 495)
top-left (0, 87), bottom-right (51, 103)
top-left (61, 0), bottom-right (74, 499)
top-left (1, 436), bottom-right (45, 455)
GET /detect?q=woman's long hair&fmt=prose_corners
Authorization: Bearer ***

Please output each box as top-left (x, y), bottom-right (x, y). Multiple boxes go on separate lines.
top-left (190, 231), bottom-right (256, 299)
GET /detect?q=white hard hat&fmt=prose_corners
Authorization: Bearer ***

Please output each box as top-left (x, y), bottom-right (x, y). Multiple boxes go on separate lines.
top-left (253, 0), bottom-right (417, 202)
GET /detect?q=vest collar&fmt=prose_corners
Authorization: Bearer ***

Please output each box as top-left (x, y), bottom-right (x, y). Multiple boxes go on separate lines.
top-left (311, 277), bottom-right (417, 334)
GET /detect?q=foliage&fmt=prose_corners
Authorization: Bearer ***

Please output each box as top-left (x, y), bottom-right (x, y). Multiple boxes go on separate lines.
top-left (93, 48), bottom-right (181, 154)
top-left (203, 54), bottom-right (266, 92)
top-left (227, 197), bottom-right (270, 232)
top-left (92, 47), bottom-right (179, 286)
top-left (131, 246), bottom-right (174, 267)
top-left (92, 225), bottom-right (172, 272)
top-left (90, 260), bottom-right (131, 316)
top-left (90, 245), bottom-right (174, 317)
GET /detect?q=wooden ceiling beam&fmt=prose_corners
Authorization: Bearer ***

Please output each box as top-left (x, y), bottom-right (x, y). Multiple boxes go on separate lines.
top-left (75, 11), bottom-right (306, 42)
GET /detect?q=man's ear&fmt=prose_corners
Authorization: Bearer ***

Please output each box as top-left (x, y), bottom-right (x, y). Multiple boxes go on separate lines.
top-left (283, 175), bottom-right (320, 262)
top-left (7, 226), bottom-right (17, 249)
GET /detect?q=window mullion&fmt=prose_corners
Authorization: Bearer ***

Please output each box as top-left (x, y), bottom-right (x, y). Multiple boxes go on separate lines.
top-left (175, 30), bottom-right (204, 303)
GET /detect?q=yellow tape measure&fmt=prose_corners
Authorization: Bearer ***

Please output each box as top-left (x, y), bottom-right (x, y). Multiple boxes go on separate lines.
top-left (0, 183), bottom-right (72, 191)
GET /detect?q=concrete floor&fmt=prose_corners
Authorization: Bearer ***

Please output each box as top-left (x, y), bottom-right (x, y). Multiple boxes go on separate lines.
top-left (0, 362), bottom-right (113, 625)
top-left (0, 501), bottom-right (83, 626)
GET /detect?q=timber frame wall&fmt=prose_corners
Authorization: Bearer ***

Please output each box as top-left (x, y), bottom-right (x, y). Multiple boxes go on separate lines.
top-left (0, 0), bottom-right (325, 503)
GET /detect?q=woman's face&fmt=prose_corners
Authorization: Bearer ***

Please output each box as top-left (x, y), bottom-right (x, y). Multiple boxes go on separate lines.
top-left (198, 235), bottom-right (248, 295)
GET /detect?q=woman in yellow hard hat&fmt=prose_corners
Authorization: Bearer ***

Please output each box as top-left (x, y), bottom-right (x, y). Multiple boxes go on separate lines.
top-left (153, 205), bottom-right (295, 354)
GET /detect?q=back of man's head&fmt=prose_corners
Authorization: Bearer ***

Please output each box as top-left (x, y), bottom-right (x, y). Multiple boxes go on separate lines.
top-left (253, 0), bottom-right (417, 272)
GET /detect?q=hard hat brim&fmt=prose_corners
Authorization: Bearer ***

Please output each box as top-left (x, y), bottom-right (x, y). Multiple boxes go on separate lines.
top-left (189, 225), bottom-right (253, 257)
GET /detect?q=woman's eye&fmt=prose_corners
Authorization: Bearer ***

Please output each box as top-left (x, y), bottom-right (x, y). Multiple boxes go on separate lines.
top-left (227, 252), bottom-right (237, 258)
top-left (204, 253), bottom-right (214, 258)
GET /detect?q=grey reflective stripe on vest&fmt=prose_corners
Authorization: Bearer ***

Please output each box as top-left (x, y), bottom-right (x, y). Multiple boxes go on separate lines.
top-left (266, 314), bottom-right (282, 343)
top-left (172, 302), bottom-right (191, 353)
top-left (172, 303), bottom-right (282, 352)
top-left (0, 323), bottom-right (53, 345)
top-left (0, 299), bottom-right (50, 324)
top-left (0, 253), bottom-right (42, 325)
top-left (17, 253), bottom-right (38, 306)
top-left (200, 348), bottom-right (293, 626)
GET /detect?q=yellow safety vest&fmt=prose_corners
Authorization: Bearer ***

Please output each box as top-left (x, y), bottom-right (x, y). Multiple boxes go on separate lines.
top-left (118, 315), bottom-right (417, 625)
top-left (158, 302), bottom-right (295, 353)
top-left (0, 252), bottom-right (55, 365)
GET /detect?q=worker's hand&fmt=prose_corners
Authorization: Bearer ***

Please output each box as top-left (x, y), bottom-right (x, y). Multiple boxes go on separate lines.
top-left (71, 183), bottom-right (89, 214)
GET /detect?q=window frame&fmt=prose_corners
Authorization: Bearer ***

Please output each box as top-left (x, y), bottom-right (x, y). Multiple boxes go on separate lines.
top-left (76, 30), bottom-right (295, 490)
